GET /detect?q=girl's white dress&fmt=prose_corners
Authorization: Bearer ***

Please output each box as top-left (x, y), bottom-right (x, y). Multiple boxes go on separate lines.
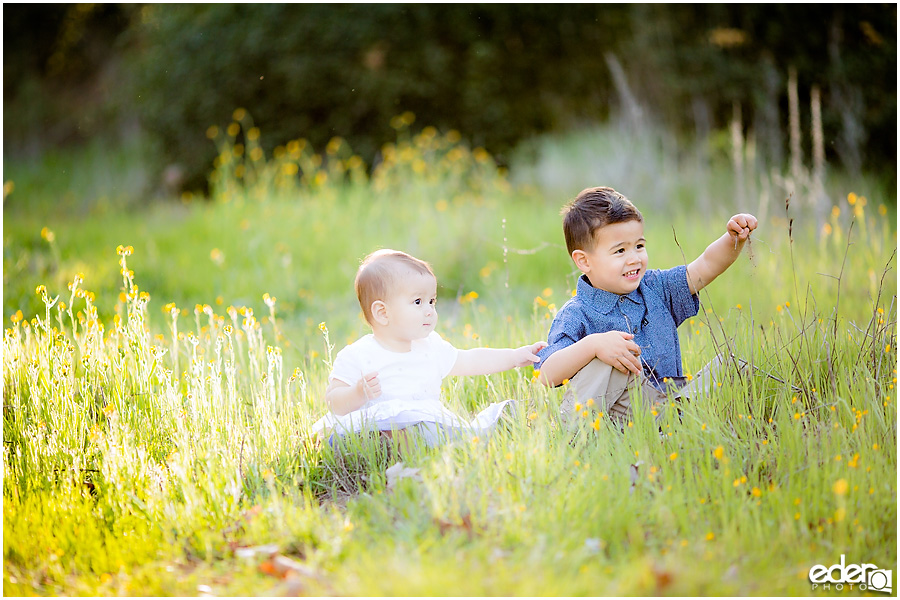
top-left (311, 332), bottom-right (516, 446)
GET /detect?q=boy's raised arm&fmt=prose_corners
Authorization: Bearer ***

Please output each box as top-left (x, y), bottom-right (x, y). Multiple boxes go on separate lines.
top-left (686, 213), bottom-right (757, 295)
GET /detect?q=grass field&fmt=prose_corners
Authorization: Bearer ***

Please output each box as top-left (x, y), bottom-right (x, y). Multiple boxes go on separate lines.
top-left (3, 118), bottom-right (897, 595)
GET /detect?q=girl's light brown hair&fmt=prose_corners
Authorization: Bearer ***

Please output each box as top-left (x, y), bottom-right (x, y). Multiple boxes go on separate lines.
top-left (355, 249), bottom-right (435, 325)
top-left (561, 187), bottom-right (643, 256)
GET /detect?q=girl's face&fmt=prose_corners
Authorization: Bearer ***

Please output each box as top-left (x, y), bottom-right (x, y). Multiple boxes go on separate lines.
top-left (378, 271), bottom-right (438, 350)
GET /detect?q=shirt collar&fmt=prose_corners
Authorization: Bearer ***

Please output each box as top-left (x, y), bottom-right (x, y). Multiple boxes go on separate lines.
top-left (576, 274), bottom-right (642, 314)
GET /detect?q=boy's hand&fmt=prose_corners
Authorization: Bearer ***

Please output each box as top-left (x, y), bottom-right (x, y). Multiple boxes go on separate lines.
top-left (727, 213), bottom-right (758, 244)
top-left (593, 331), bottom-right (642, 374)
top-left (512, 341), bottom-right (549, 368)
top-left (356, 371), bottom-right (381, 401)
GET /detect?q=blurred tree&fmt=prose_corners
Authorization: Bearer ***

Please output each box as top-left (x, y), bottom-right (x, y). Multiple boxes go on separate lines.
top-left (621, 4), bottom-right (896, 177)
top-left (3, 4), bottom-right (895, 193)
top-left (3, 4), bottom-right (135, 154)
top-left (125, 4), bottom-right (631, 190)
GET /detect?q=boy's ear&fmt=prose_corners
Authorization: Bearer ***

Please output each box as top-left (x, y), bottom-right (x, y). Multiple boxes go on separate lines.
top-left (572, 249), bottom-right (591, 274)
top-left (370, 300), bottom-right (389, 326)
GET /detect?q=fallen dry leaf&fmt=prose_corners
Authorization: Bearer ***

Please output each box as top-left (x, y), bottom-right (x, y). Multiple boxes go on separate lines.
top-left (629, 460), bottom-right (644, 493)
top-left (238, 542), bottom-right (325, 593)
top-left (434, 513), bottom-right (474, 537)
top-left (654, 566), bottom-right (674, 591)
top-left (280, 574), bottom-right (307, 596)
top-left (235, 543), bottom-right (280, 559)
top-left (385, 461), bottom-right (422, 491)
top-left (259, 555), bottom-right (318, 580)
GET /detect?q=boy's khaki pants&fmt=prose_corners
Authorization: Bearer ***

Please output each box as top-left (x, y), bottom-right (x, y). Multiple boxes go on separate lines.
top-left (560, 355), bottom-right (736, 428)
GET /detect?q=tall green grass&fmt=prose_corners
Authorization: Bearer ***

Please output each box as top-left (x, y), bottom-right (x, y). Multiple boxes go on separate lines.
top-left (3, 118), bottom-right (896, 595)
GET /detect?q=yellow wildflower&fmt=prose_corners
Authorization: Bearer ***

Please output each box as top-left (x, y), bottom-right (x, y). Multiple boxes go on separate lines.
top-left (833, 479), bottom-right (849, 496)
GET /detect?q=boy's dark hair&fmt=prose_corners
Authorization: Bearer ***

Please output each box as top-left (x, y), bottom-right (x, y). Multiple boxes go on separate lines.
top-left (561, 187), bottom-right (643, 255)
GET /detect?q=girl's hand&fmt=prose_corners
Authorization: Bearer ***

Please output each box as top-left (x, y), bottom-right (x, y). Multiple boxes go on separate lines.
top-left (356, 371), bottom-right (381, 401)
top-left (727, 213), bottom-right (758, 242)
top-left (513, 341), bottom-right (548, 368)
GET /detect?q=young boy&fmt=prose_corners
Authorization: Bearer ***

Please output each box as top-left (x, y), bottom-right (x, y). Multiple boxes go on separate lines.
top-left (313, 249), bottom-right (547, 445)
top-left (536, 186), bottom-right (757, 424)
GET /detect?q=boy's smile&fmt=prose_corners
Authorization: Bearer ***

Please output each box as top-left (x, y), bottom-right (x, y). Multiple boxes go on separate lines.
top-left (575, 219), bottom-right (648, 295)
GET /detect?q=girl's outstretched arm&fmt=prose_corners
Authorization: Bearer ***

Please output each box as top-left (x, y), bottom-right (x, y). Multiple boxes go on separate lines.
top-left (449, 341), bottom-right (547, 377)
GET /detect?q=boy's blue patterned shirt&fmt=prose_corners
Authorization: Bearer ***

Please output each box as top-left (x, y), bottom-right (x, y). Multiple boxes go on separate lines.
top-left (536, 265), bottom-right (699, 386)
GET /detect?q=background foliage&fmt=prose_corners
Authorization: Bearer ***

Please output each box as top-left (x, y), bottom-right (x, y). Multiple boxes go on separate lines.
top-left (3, 4), bottom-right (897, 191)
top-left (2, 120), bottom-right (896, 595)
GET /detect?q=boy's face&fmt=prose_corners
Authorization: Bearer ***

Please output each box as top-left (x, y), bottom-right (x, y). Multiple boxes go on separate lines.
top-left (575, 220), bottom-right (648, 295)
top-left (379, 270), bottom-right (438, 346)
